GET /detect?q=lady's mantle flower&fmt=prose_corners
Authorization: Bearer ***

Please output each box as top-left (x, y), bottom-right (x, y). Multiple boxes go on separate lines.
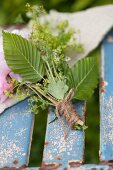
top-left (0, 28), bottom-right (29, 103)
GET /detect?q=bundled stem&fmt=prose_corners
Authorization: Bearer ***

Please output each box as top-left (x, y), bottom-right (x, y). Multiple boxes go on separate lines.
top-left (31, 85), bottom-right (85, 131)
top-left (56, 100), bottom-right (84, 129)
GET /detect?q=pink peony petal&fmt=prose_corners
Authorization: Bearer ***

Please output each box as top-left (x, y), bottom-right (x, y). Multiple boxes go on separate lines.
top-left (9, 72), bottom-right (22, 82)
top-left (0, 52), bottom-right (12, 103)
top-left (0, 93), bottom-right (8, 103)
top-left (0, 28), bottom-right (29, 103)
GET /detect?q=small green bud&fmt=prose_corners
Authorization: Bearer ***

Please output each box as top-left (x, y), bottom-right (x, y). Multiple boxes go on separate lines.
top-left (26, 3), bottom-right (30, 9)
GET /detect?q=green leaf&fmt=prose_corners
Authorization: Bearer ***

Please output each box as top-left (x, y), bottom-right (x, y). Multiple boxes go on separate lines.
top-left (3, 31), bottom-right (45, 83)
top-left (48, 80), bottom-right (69, 100)
top-left (65, 49), bottom-right (99, 100)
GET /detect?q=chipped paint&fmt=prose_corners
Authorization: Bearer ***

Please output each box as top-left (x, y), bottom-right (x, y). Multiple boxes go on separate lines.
top-left (68, 160), bottom-right (82, 168)
top-left (100, 89), bottom-right (105, 93)
top-left (100, 79), bottom-right (108, 93)
top-left (100, 160), bottom-right (113, 170)
top-left (0, 164), bottom-right (26, 170)
top-left (56, 156), bottom-right (62, 160)
top-left (13, 160), bottom-right (19, 165)
top-left (40, 162), bottom-right (62, 170)
top-left (69, 164), bottom-right (109, 170)
top-left (100, 79), bottom-right (108, 88)
top-left (44, 142), bottom-right (50, 146)
top-left (0, 168), bottom-right (20, 170)
top-left (82, 102), bottom-right (86, 114)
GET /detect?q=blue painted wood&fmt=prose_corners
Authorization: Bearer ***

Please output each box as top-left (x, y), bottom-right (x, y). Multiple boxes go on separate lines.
top-left (23, 164), bottom-right (110, 170)
top-left (73, 164), bottom-right (109, 170)
top-left (25, 165), bottom-right (109, 170)
top-left (0, 99), bottom-right (34, 168)
top-left (42, 100), bottom-right (85, 169)
top-left (100, 29), bottom-right (113, 161)
top-left (26, 168), bottom-right (39, 170)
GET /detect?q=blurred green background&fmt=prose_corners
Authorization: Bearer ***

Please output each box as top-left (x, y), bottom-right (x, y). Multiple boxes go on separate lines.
top-left (0, 0), bottom-right (113, 26)
top-left (0, 0), bottom-right (112, 167)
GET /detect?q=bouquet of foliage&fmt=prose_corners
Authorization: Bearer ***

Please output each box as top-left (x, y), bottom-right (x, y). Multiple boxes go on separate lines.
top-left (1, 5), bottom-right (98, 138)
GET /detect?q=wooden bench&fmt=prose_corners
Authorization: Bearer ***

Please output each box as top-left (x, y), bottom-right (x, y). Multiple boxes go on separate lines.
top-left (0, 28), bottom-right (113, 170)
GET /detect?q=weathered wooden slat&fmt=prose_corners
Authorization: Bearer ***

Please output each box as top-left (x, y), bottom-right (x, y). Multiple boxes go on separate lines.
top-left (100, 29), bottom-right (113, 161)
top-left (26, 168), bottom-right (39, 170)
top-left (0, 99), bottom-right (34, 168)
top-left (42, 100), bottom-right (85, 169)
top-left (69, 164), bottom-right (109, 170)
top-left (25, 165), bottom-right (109, 170)
top-left (25, 164), bottom-right (110, 170)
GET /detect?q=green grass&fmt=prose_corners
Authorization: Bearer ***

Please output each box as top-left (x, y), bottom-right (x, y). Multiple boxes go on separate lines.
top-left (29, 109), bottom-right (47, 167)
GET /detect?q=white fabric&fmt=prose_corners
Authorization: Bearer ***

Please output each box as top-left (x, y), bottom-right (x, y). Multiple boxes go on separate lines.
top-left (0, 98), bottom-right (19, 113)
top-left (1, 5), bottom-right (113, 113)
top-left (44, 5), bottom-right (113, 66)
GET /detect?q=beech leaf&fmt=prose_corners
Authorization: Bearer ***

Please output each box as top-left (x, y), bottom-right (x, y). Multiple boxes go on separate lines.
top-left (3, 31), bottom-right (45, 83)
top-left (65, 49), bottom-right (99, 100)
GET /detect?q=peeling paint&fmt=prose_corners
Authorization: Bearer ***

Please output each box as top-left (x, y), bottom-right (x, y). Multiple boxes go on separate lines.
top-left (40, 162), bottom-right (62, 170)
top-left (0, 164), bottom-right (26, 170)
top-left (82, 103), bottom-right (86, 114)
top-left (56, 156), bottom-right (62, 160)
top-left (0, 168), bottom-right (19, 170)
top-left (100, 79), bottom-right (108, 94)
top-left (100, 160), bottom-right (113, 166)
top-left (100, 161), bottom-right (113, 170)
top-left (44, 142), bottom-right (50, 146)
top-left (68, 160), bottom-right (82, 168)
top-left (13, 160), bottom-right (19, 165)
top-left (100, 79), bottom-right (108, 88)
top-left (100, 89), bottom-right (105, 93)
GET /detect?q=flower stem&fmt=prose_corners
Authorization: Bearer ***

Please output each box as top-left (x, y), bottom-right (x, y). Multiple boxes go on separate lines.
top-left (46, 61), bottom-right (55, 82)
top-left (31, 85), bottom-right (57, 105)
